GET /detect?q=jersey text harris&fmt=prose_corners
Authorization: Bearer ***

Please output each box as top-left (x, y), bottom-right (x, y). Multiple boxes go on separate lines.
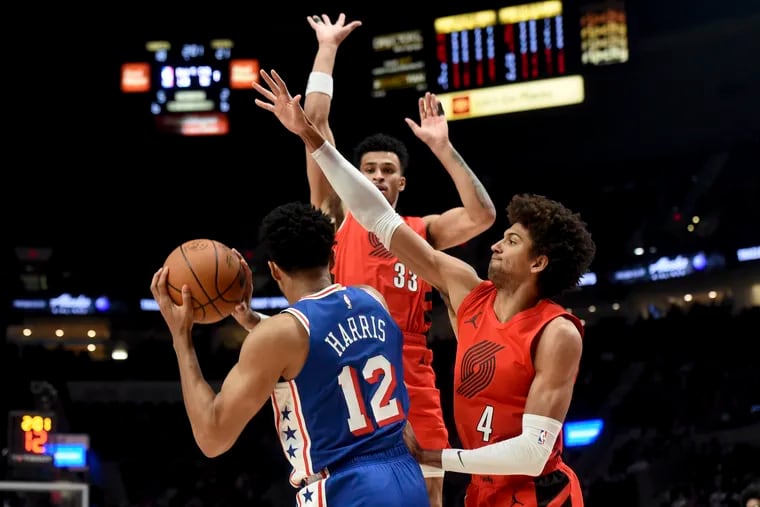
top-left (324, 315), bottom-right (387, 357)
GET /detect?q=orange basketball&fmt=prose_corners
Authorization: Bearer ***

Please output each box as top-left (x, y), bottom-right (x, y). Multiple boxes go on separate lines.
top-left (163, 239), bottom-right (247, 324)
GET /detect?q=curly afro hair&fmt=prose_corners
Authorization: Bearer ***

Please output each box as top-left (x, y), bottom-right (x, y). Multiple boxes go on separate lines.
top-left (258, 201), bottom-right (335, 273)
top-left (507, 193), bottom-right (596, 299)
top-left (353, 133), bottom-right (410, 173)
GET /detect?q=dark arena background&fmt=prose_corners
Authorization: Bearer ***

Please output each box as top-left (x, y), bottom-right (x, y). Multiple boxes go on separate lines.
top-left (2, 0), bottom-right (759, 505)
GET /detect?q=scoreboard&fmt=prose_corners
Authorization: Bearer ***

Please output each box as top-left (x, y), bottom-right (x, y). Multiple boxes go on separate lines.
top-left (370, 0), bottom-right (591, 120)
top-left (371, 30), bottom-right (428, 98)
top-left (119, 1), bottom-right (629, 129)
top-left (434, 3), bottom-right (567, 90)
top-left (433, 1), bottom-right (584, 120)
top-left (121, 39), bottom-right (260, 136)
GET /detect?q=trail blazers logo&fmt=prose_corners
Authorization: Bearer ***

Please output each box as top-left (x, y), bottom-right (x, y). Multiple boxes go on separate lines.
top-left (456, 340), bottom-right (505, 398)
top-left (368, 232), bottom-right (394, 258)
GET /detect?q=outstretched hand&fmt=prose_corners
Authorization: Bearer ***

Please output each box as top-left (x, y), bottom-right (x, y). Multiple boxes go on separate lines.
top-left (150, 267), bottom-right (194, 346)
top-left (253, 69), bottom-right (310, 135)
top-left (307, 13), bottom-right (362, 46)
top-left (404, 92), bottom-right (450, 152)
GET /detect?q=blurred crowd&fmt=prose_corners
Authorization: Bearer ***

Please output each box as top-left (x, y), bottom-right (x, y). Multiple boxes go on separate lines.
top-left (1, 303), bottom-right (758, 507)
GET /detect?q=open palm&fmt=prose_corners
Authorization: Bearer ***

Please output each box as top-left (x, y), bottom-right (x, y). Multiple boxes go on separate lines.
top-left (253, 69), bottom-right (309, 135)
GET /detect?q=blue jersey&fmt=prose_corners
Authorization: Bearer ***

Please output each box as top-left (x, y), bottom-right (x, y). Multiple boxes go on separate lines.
top-left (271, 283), bottom-right (410, 487)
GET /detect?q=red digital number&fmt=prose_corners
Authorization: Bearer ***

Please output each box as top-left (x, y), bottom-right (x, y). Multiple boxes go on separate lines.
top-left (24, 430), bottom-right (48, 454)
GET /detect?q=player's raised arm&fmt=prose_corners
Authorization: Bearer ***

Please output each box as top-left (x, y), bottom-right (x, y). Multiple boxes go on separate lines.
top-left (254, 69), bottom-right (481, 311)
top-left (406, 93), bottom-right (497, 250)
top-left (303, 13), bottom-right (362, 223)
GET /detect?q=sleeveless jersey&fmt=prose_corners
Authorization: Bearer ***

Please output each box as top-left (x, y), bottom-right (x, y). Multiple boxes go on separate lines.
top-left (271, 284), bottom-right (410, 487)
top-left (333, 213), bottom-right (433, 346)
top-left (453, 281), bottom-right (583, 480)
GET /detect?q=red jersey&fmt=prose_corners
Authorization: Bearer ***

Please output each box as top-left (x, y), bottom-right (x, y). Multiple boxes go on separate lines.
top-left (454, 281), bottom-right (583, 486)
top-left (332, 212), bottom-right (433, 346)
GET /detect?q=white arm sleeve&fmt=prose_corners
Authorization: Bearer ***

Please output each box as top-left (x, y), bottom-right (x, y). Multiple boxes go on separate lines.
top-left (310, 141), bottom-right (403, 248)
top-left (441, 414), bottom-right (562, 476)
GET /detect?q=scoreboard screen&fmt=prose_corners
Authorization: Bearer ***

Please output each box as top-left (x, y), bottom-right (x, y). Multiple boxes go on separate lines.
top-left (149, 41), bottom-right (231, 112)
top-left (371, 0), bottom-right (586, 121)
top-left (580, 0), bottom-right (630, 66)
top-left (371, 30), bottom-right (428, 98)
top-left (433, 1), bottom-right (584, 120)
top-left (434, 3), bottom-right (566, 91)
top-left (148, 39), bottom-right (232, 136)
top-left (121, 39), bottom-right (260, 136)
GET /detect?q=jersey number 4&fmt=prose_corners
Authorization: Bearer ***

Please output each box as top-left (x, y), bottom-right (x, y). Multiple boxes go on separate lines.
top-left (477, 405), bottom-right (494, 442)
top-left (338, 354), bottom-right (405, 436)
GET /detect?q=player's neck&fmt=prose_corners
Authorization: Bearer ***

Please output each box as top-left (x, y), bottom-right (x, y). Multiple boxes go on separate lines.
top-left (492, 283), bottom-right (541, 323)
top-left (285, 271), bottom-right (335, 304)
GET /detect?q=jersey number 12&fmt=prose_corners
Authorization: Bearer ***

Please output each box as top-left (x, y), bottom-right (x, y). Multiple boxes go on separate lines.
top-left (338, 354), bottom-right (404, 436)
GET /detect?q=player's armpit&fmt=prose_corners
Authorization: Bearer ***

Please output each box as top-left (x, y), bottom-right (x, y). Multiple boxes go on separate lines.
top-left (199, 315), bottom-right (307, 457)
top-left (319, 191), bottom-right (344, 228)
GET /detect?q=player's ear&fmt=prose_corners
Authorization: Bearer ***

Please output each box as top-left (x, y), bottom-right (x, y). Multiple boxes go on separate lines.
top-left (268, 261), bottom-right (281, 281)
top-left (328, 250), bottom-right (336, 272)
top-left (530, 254), bottom-right (548, 274)
top-left (398, 175), bottom-right (406, 192)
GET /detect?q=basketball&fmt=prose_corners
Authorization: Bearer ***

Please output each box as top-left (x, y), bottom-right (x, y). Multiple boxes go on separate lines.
top-left (163, 239), bottom-right (247, 324)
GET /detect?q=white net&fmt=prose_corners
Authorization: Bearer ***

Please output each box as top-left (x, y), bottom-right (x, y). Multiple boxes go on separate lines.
top-left (0, 481), bottom-right (88, 507)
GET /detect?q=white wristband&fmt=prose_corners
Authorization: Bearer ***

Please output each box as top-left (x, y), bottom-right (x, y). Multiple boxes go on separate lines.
top-left (306, 71), bottom-right (333, 98)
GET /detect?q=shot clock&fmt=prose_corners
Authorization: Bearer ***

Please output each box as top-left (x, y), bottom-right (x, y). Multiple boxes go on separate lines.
top-left (7, 411), bottom-right (55, 466)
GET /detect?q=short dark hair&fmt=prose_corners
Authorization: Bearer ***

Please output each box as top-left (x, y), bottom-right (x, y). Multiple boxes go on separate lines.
top-left (258, 201), bottom-right (335, 273)
top-left (353, 133), bottom-right (410, 173)
top-left (507, 193), bottom-right (596, 299)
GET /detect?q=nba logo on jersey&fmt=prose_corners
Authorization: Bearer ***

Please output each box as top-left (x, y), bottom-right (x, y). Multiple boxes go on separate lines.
top-left (537, 430), bottom-right (547, 445)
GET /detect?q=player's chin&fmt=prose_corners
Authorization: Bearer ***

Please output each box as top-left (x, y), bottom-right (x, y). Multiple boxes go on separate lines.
top-left (487, 263), bottom-right (502, 282)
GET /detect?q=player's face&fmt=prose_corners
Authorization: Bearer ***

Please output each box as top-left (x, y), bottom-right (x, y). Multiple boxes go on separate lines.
top-left (359, 151), bottom-right (406, 207)
top-left (487, 223), bottom-right (542, 288)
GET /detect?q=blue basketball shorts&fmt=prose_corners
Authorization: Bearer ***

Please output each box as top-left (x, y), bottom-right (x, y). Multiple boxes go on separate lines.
top-left (293, 445), bottom-right (429, 507)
